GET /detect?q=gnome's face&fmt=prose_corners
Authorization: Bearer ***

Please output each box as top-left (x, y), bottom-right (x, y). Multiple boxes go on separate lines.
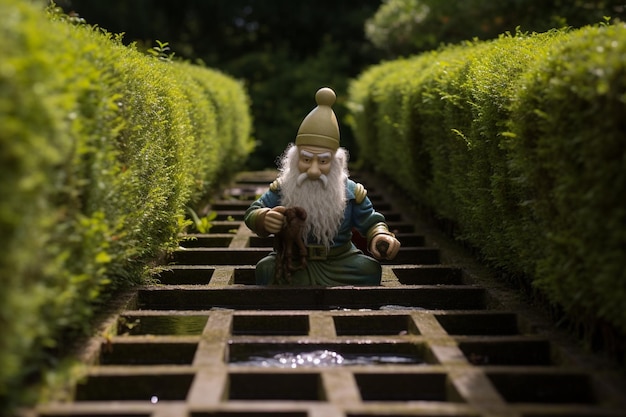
top-left (297, 145), bottom-right (333, 183)
top-left (278, 144), bottom-right (348, 247)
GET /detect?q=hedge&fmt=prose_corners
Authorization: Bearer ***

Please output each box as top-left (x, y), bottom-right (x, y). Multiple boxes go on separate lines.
top-left (348, 24), bottom-right (626, 348)
top-left (0, 0), bottom-right (252, 409)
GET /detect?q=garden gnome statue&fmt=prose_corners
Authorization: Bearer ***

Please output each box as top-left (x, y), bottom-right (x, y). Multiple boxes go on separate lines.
top-left (244, 87), bottom-right (401, 285)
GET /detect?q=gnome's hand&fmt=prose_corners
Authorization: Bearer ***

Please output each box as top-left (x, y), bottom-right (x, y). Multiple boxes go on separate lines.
top-left (370, 234), bottom-right (401, 260)
top-left (264, 206), bottom-right (286, 234)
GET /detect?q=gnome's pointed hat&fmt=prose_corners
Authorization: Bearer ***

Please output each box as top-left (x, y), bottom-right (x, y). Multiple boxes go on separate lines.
top-left (295, 87), bottom-right (340, 151)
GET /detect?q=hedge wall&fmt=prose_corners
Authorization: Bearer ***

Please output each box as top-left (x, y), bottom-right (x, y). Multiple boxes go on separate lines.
top-left (0, 0), bottom-right (252, 409)
top-left (348, 24), bottom-right (626, 347)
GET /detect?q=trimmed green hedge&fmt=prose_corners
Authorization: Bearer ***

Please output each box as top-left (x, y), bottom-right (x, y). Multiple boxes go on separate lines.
top-left (0, 0), bottom-right (252, 409)
top-left (348, 24), bottom-right (626, 345)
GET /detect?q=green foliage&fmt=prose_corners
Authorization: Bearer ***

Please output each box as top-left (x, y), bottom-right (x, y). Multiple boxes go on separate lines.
top-left (0, 0), bottom-right (252, 411)
top-left (148, 39), bottom-right (175, 62)
top-left (348, 23), bottom-right (626, 346)
top-left (366, 0), bottom-right (626, 57)
top-left (508, 23), bottom-right (626, 335)
top-left (365, 0), bottom-right (434, 55)
top-left (187, 208), bottom-right (217, 234)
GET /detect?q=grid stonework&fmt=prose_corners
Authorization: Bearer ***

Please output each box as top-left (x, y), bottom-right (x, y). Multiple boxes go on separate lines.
top-left (29, 171), bottom-right (626, 417)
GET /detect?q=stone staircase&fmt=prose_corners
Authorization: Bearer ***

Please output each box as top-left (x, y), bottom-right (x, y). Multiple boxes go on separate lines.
top-left (28, 171), bottom-right (626, 417)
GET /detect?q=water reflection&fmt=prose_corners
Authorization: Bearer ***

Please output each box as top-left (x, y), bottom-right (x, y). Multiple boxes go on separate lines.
top-left (119, 315), bottom-right (208, 335)
top-left (231, 349), bottom-right (421, 368)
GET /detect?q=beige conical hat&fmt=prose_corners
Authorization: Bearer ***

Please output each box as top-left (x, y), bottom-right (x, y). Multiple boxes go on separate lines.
top-left (296, 87), bottom-right (340, 150)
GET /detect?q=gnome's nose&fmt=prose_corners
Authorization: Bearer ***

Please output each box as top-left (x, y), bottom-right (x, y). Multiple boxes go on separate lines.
top-left (307, 159), bottom-right (321, 179)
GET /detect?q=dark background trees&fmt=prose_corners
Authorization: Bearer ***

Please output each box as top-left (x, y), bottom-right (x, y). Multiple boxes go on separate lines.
top-left (365, 0), bottom-right (626, 57)
top-left (56, 0), bottom-right (383, 169)
top-left (54, 0), bottom-right (625, 169)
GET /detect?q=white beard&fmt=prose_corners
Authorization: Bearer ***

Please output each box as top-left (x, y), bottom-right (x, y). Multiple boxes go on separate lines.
top-left (277, 145), bottom-right (349, 247)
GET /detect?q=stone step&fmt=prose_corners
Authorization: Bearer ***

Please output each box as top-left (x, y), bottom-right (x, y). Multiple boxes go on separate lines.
top-left (135, 286), bottom-right (487, 311)
top-left (180, 233), bottom-right (426, 250)
top-left (170, 246), bottom-right (442, 265)
top-left (155, 264), bottom-right (463, 286)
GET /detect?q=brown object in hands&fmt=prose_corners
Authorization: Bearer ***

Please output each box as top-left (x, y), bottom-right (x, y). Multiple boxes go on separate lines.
top-left (376, 240), bottom-right (389, 258)
top-left (274, 206), bottom-right (308, 284)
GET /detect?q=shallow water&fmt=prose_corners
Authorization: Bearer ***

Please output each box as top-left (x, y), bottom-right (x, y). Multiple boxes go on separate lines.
top-left (119, 315), bottom-right (208, 335)
top-left (230, 349), bottom-right (421, 368)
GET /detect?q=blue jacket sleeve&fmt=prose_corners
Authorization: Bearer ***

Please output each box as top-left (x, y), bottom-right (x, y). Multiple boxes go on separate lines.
top-left (347, 180), bottom-right (386, 238)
